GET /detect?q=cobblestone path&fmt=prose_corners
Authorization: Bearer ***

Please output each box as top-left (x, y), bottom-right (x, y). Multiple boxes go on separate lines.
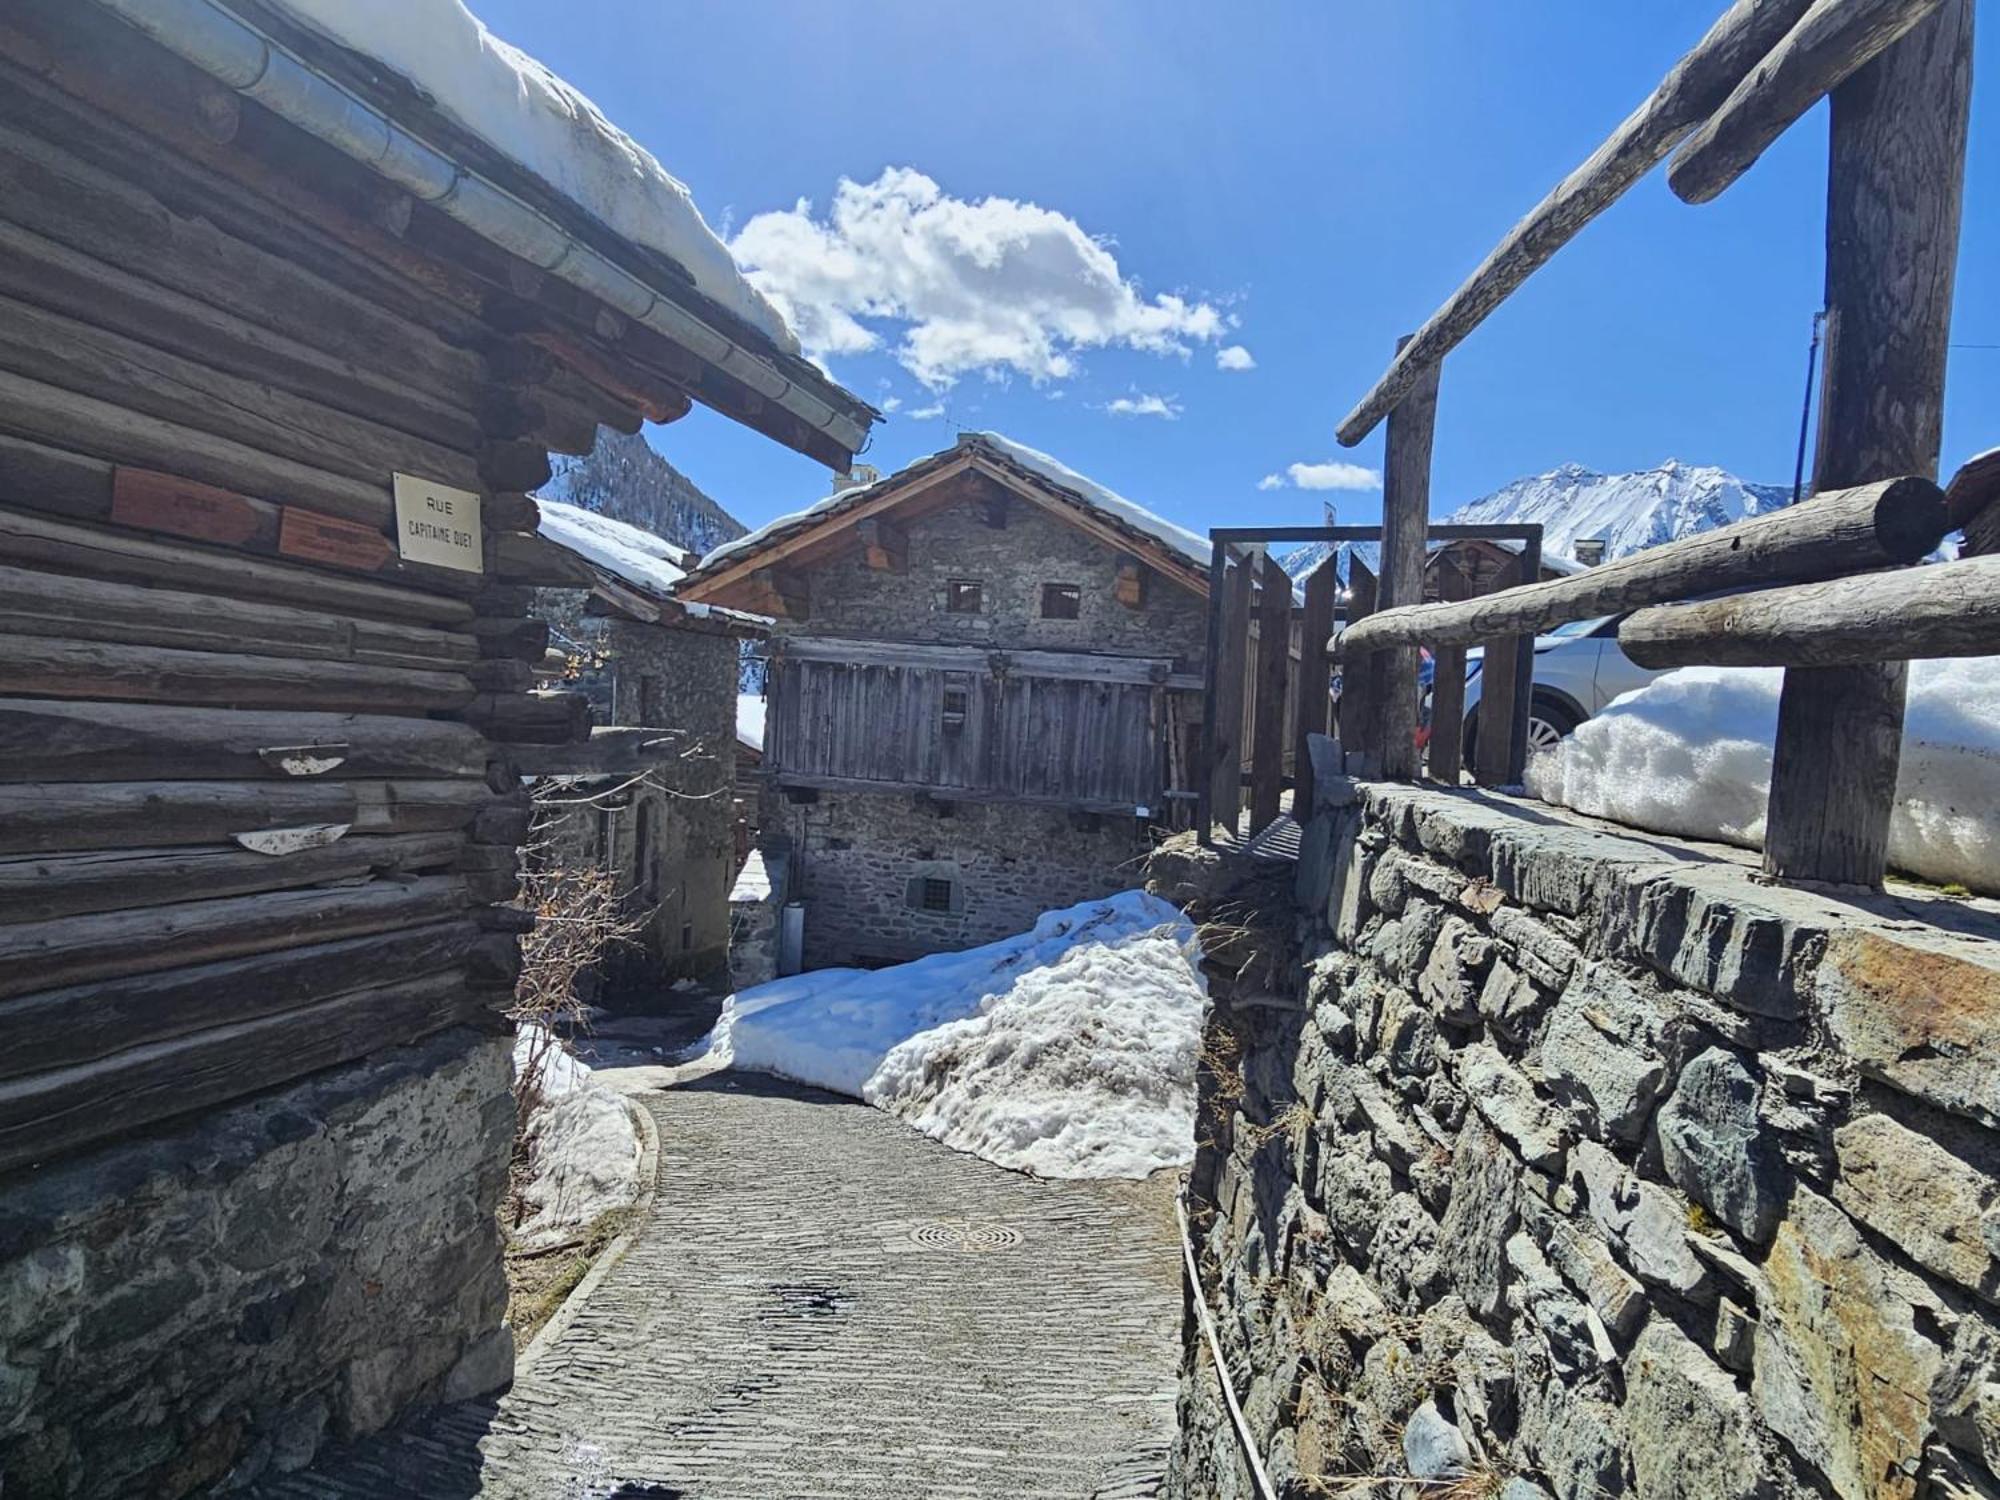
top-left (260, 1069), bottom-right (1181, 1498)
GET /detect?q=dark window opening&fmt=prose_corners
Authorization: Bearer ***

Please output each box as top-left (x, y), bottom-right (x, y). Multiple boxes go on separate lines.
top-left (1040, 582), bottom-right (1081, 620)
top-left (946, 578), bottom-right (983, 614)
top-left (639, 673), bottom-right (663, 725)
top-left (941, 687), bottom-right (970, 732)
top-left (680, 922), bottom-right (694, 951)
top-left (920, 877), bottom-right (955, 913)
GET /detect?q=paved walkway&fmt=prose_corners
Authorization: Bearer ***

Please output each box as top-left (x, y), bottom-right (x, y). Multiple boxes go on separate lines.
top-left (260, 1070), bottom-right (1182, 1498)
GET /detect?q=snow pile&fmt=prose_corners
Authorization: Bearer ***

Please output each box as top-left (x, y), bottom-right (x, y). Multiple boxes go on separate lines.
top-left (534, 497), bottom-right (689, 597)
top-left (268, 0), bottom-right (797, 351)
top-left (1526, 659), bottom-right (2000, 893)
top-left (707, 891), bottom-right (1205, 1179)
top-left (511, 1026), bottom-right (644, 1250)
top-left (736, 693), bottom-right (767, 752)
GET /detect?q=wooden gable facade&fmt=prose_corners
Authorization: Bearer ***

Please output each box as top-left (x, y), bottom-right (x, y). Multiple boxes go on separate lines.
top-left (681, 439), bottom-right (1210, 818)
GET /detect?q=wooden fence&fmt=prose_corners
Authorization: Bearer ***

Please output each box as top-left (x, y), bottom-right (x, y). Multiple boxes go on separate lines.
top-left (1300, 0), bottom-right (1985, 890)
top-left (1197, 523), bottom-right (1543, 847)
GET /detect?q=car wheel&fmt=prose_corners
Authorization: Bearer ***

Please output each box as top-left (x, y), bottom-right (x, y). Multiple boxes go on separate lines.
top-left (1462, 693), bottom-right (1583, 769)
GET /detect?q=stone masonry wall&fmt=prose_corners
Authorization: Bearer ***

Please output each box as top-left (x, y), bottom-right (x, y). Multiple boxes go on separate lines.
top-left (0, 1027), bottom-right (514, 1498)
top-left (1156, 778), bottom-right (2000, 1500)
top-left (771, 787), bottom-right (1152, 968)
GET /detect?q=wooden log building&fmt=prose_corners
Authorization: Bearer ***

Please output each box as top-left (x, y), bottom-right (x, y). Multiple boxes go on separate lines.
top-left (0, 1), bottom-right (871, 1492)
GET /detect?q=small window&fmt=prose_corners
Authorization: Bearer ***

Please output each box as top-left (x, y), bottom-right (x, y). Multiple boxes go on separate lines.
top-left (919, 877), bottom-right (955, 913)
top-left (680, 922), bottom-right (694, 951)
top-left (1040, 583), bottom-right (1081, 620)
top-left (941, 687), bottom-right (970, 733)
top-left (946, 578), bottom-right (983, 614)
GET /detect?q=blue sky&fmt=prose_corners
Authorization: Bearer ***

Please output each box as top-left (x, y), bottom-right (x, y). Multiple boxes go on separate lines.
top-left (476, 0), bottom-right (1996, 537)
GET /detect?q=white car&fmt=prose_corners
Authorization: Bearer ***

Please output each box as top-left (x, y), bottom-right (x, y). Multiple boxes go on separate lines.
top-left (1456, 615), bottom-right (1663, 764)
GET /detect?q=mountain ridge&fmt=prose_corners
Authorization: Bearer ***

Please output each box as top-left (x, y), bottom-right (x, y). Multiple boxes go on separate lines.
top-left (542, 428), bottom-right (747, 559)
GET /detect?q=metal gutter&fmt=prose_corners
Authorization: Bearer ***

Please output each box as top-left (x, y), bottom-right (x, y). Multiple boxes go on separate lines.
top-left (87, 0), bottom-right (871, 460)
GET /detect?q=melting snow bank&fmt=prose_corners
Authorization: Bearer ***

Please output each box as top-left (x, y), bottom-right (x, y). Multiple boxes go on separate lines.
top-left (1526, 658), bottom-right (2000, 893)
top-left (510, 1026), bottom-right (643, 1251)
top-left (704, 891), bottom-right (1205, 1179)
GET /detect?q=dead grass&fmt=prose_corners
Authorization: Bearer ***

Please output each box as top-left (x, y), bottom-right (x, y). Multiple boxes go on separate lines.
top-left (504, 1204), bottom-right (635, 1350)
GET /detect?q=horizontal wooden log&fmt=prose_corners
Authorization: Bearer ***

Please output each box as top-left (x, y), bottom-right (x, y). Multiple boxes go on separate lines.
top-left (0, 830), bottom-right (464, 925)
top-left (0, 967), bottom-right (479, 1176)
top-left (0, 779), bottom-right (495, 854)
top-left (505, 726), bottom-right (694, 777)
top-left (1620, 553), bottom-right (2000, 667)
top-left (0, 563), bottom-right (477, 672)
top-left (0, 700), bottom-right (491, 782)
top-left (472, 615), bottom-right (553, 660)
top-left (1946, 445), bottom-right (2000, 528)
top-left (0, 504), bottom-right (474, 625)
top-left (1332, 476), bottom-right (1947, 656)
top-left (461, 690), bottom-right (593, 744)
top-left (480, 440), bottom-right (553, 494)
top-left (464, 658), bottom-right (537, 693)
top-left (489, 528), bottom-right (599, 587)
top-left (0, 634), bottom-right (475, 712)
top-left (484, 492), bottom-right (541, 533)
top-left (1335, 0), bottom-right (1814, 446)
top-left (1669, 0), bottom-right (1945, 203)
top-left (0, 919), bottom-right (478, 1081)
top-left (0, 290), bottom-right (483, 495)
top-left (0, 212), bottom-right (482, 454)
top-left (0, 366), bottom-right (397, 527)
top-left (0, 873), bottom-right (468, 1000)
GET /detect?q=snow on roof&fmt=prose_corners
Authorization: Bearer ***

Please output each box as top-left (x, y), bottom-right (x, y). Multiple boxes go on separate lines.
top-left (736, 693), bottom-right (767, 752)
top-left (697, 433), bottom-right (1210, 577)
top-left (266, 0), bottom-right (797, 354)
top-left (534, 498), bottom-right (689, 597)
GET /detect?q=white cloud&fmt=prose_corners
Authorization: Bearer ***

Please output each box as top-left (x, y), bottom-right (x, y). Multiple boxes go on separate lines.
top-left (879, 395), bottom-right (903, 413)
top-left (1216, 345), bottom-right (1256, 372)
top-left (1103, 392), bottom-right (1182, 420)
top-left (731, 167), bottom-right (1228, 390)
top-left (908, 402), bottom-right (946, 420)
top-left (1269, 460), bottom-right (1381, 492)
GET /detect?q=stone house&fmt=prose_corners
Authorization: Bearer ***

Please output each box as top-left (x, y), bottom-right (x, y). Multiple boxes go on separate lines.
top-left (678, 432), bottom-right (1213, 969)
top-left (529, 499), bottom-right (769, 987)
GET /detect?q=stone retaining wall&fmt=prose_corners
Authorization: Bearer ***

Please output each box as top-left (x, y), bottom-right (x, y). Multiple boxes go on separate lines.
top-left (1154, 779), bottom-right (2000, 1500)
top-left (0, 1028), bottom-right (515, 1497)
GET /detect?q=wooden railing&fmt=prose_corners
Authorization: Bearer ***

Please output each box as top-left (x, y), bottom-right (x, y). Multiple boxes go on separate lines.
top-left (1311, 0), bottom-right (1982, 889)
top-left (1196, 523), bottom-right (1544, 849)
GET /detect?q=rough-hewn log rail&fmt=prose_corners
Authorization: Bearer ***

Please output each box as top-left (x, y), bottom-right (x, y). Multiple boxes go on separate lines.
top-left (1621, 553), bottom-right (2000, 668)
top-left (1668, 0), bottom-right (1946, 203)
top-left (1335, 0), bottom-right (1813, 446)
top-left (1329, 476), bottom-right (1945, 656)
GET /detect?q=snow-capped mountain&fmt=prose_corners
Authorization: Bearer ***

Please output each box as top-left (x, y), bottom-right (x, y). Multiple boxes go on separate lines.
top-left (543, 428), bottom-right (747, 559)
top-left (1280, 460), bottom-right (1789, 579)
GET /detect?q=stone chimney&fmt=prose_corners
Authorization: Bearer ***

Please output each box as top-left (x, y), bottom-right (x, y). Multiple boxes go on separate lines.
top-left (833, 464), bottom-right (880, 495)
top-left (1573, 537), bottom-right (1607, 566)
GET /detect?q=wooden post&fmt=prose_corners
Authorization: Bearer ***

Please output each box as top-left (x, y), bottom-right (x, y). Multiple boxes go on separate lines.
top-left (1763, 0), bottom-right (1972, 886)
top-left (1337, 557), bottom-right (1380, 764)
top-left (1206, 550), bottom-right (1255, 837)
top-left (1249, 552), bottom-right (1291, 835)
top-left (1506, 531), bottom-right (1543, 784)
top-left (1473, 556), bottom-right (1524, 789)
top-left (1196, 536), bottom-right (1225, 845)
top-left (1427, 556), bottom-right (1471, 785)
top-left (1294, 554), bottom-right (1340, 813)
top-left (1379, 335), bottom-right (1442, 780)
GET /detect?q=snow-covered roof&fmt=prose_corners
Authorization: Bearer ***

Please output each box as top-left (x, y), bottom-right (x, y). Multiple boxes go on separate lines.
top-left (535, 498), bottom-right (690, 597)
top-left (736, 693), bottom-right (767, 752)
top-left (694, 432), bottom-right (1210, 581)
top-left (266, 0), bottom-right (795, 354)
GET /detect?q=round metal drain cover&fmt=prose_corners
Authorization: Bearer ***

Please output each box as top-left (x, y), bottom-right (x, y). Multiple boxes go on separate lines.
top-left (908, 1220), bottom-right (1023, 1252)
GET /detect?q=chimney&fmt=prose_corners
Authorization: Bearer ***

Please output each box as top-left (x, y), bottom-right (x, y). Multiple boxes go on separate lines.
top-left (1573, 537), bottom-right (1607, 567)
top-left (833, 464), bottom-right (880, 495)
top-left (1322, 501), bottom-right (1338, 528)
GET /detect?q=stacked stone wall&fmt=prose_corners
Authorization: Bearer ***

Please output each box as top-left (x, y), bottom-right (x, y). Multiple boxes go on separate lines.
top-left (1156, 781), bottom-right (2000, 1500)
top-left (0, 1028), bottom-right (514, 1497)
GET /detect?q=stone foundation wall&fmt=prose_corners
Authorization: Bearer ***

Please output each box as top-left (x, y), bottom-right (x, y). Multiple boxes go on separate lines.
top-left (0, 1027), bottom-right (515, 1498)
top-left (768, 787), bottom-right (1152, 968)
top-left (1156, 779), bottom-right (2000, 1500)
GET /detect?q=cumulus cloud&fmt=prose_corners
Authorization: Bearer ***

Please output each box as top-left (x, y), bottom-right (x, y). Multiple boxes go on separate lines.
top-left (1103, 392), bottom-right (1182, 420)
top-left (1216, 345), bottom-right (1256, 372)
top-left (730, 167), bottom-right (1228, 390)
top-left (879, 395), bottom-right (903, 413)
top-left (1265, 460), bottom-right (1382, 492)
top-left (908, 402), bottom-right (946, 421)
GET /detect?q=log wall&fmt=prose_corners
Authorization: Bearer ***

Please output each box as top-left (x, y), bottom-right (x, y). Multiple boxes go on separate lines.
top-left (0, 16), bottom-right (599, 1181)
